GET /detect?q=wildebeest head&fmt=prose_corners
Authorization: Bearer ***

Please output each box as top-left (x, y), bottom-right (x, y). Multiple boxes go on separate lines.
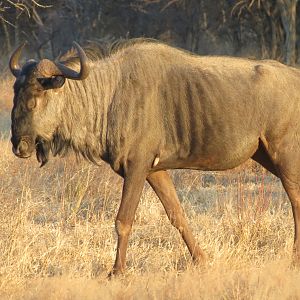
top-left (9, 42), bottom-right (89, 166)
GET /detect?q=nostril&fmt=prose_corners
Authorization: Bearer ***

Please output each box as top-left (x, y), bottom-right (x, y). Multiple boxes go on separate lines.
top-left (12, 139), bottom-right (30, 157)
top-left (19, 140), bottom-right (29, 153)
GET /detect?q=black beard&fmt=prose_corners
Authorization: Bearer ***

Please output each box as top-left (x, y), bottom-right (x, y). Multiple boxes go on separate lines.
top-left (35, 133), bottom-right (70, 167)
top-left (36, 139), bottom-right (51, 167)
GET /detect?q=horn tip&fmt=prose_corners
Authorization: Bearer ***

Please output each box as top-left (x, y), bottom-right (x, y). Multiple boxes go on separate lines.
top-left (20, 41), bottom-right (29, 48)
top-left (72, 41), bottom-right (80, 48)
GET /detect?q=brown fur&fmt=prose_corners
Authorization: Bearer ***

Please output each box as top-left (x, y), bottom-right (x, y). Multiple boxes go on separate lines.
top-left (10, 39), bottom-right (300, 275)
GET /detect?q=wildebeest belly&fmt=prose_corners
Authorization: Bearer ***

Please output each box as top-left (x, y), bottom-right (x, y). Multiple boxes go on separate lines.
top-left (155, 135), bottom-right (259, 171)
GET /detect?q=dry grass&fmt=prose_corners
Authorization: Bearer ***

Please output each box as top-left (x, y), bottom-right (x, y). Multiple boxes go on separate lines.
top-left (0, 77), bottom-right (299, 299)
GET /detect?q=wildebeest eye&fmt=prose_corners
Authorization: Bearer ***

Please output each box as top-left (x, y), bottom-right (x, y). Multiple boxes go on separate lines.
top-left (37, 76), bottom-right (65, 90)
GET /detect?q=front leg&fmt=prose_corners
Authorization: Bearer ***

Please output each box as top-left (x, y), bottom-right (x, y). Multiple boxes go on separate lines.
top-left (110, 161), bottom-right (148, 276)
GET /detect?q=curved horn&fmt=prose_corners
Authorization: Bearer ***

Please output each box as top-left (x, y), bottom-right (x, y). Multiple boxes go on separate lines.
top-left (56, 42), bottom-right (89, 80)
top-left (9, 42), bottom-right (27, 78)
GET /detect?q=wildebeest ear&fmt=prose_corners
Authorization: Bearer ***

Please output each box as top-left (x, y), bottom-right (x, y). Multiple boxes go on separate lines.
top-left (37, 76), bottom-right (65, 90)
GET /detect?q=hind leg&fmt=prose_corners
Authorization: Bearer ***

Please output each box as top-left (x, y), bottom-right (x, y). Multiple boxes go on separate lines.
top-left (277, 170), bottom-right (300, 262)
top-left (264, 139), bottom-right (300, 263)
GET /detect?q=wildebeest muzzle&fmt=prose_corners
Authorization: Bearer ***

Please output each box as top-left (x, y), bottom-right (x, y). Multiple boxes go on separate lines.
top-left (11, 136), bottom-right (35, 158)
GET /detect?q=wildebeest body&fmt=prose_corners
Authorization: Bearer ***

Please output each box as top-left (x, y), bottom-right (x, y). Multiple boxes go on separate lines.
top-left (9, 39), bottom-right (300, 275)
top-left (101, 45), bottom-right (295, 173)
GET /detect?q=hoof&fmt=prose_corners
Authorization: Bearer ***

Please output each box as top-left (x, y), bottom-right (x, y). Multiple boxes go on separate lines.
top-left (192, 250), bottom-right (207, 266)
top-left (107, 268), bottom-right (124, 279)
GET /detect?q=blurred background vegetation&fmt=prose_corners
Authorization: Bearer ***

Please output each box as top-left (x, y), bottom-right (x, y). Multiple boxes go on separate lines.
top-left (0, 0), bottom-right (299, 71)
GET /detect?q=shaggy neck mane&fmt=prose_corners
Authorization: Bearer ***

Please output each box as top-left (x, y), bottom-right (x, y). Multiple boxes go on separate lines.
top-left (48, 39), bottom-right (161, 163)
top-left (50, 54), bottom-right (121, 164)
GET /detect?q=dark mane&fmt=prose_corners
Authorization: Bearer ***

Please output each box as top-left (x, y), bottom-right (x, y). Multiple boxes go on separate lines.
top-left (57, 41), bottom-right (108, 64)
top-left (58, 38), bottom-right (163, 65)
top-left (108, 37), bottom-right (161, 55)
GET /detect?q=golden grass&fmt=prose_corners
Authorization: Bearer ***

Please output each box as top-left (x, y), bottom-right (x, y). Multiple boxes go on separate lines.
top-left (0, 77), bottom-right (299, 299)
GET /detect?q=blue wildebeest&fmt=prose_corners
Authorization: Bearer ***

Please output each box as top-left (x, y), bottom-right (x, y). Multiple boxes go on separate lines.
top-left (9, 39), bottom-right (300, 275)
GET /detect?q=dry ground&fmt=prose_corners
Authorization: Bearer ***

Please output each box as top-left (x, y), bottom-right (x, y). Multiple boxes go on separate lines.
top-left (0, 76), bottom-right (299, 299)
